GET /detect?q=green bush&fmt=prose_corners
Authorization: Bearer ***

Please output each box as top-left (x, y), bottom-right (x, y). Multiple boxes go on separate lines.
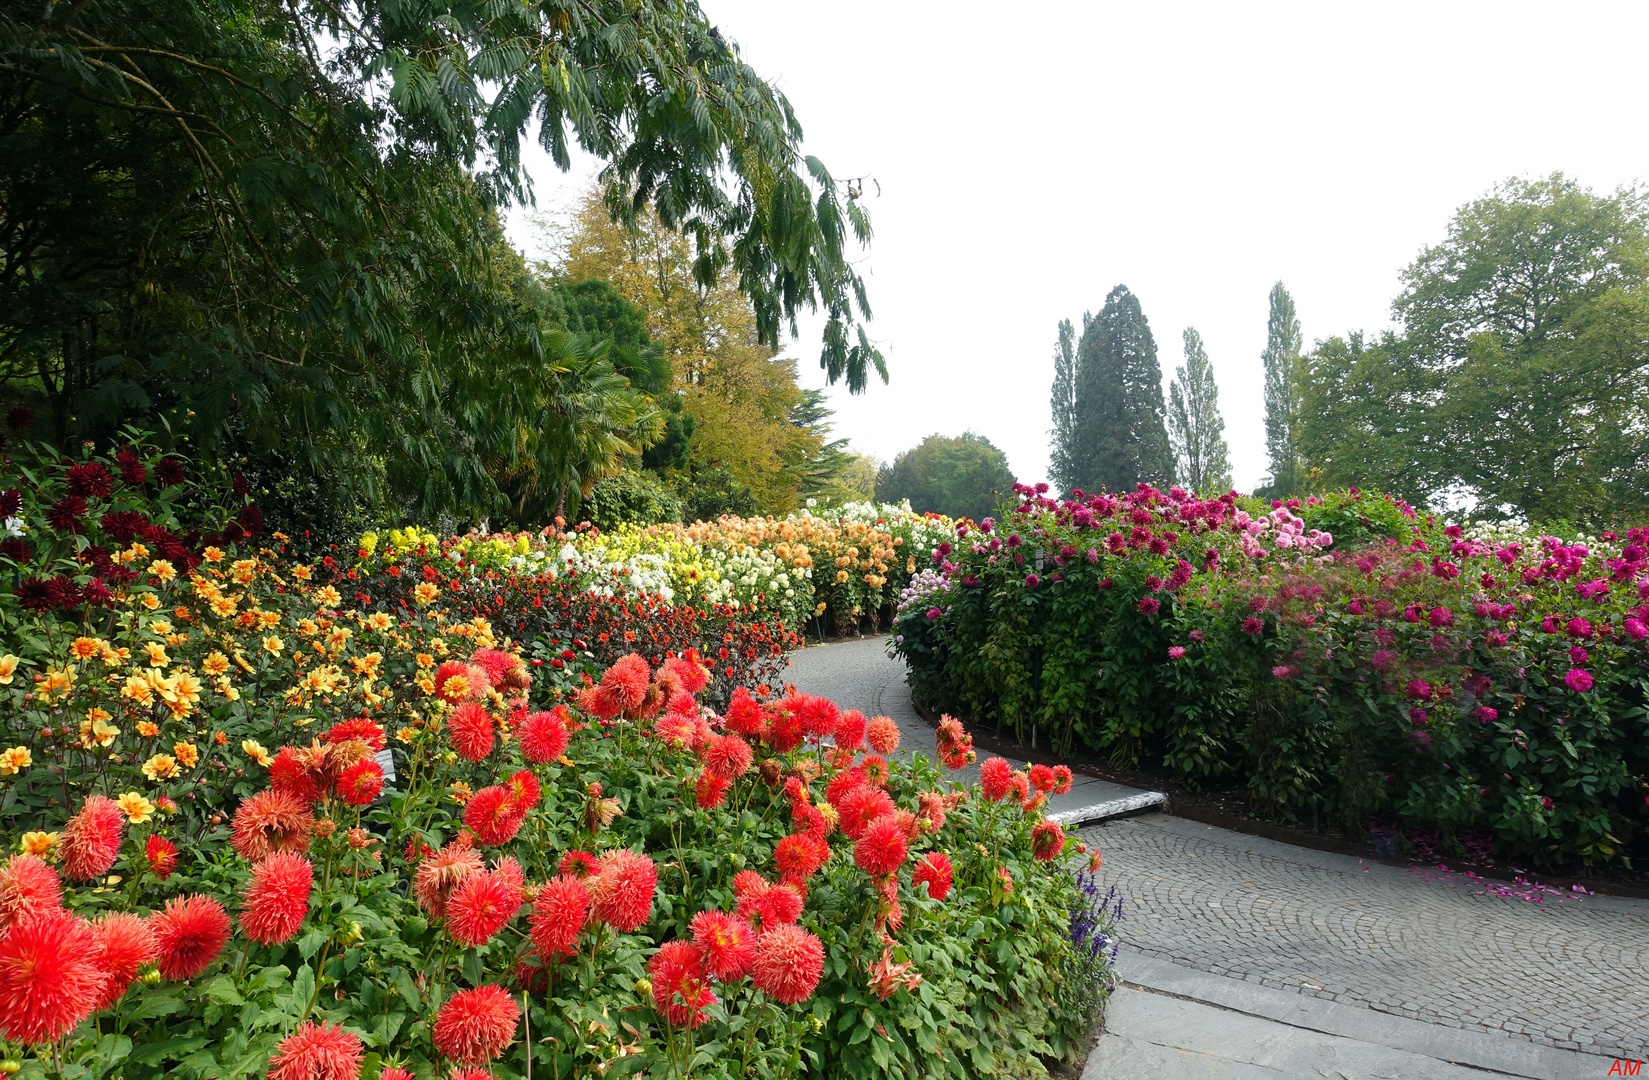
top-left (582, 468), bottom-right (684, 531)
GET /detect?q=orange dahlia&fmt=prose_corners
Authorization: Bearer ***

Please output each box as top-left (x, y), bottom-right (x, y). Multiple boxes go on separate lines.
top-left (588, 849), bottom-right (657, 932)
top-left (62, 795), bottom-right (125, 881)
top-left (1030, 820), bottom-right (1065, 862)
top-left (0, 853), bottom-right (62, 935)
top-left (230, 789), bottom-right (314, 862)
top-left (751, 924), bottom-right (824, 1005)
top-left (151, 894), bottom-right (231, 980)
top-left (0, 908), bottom-right (103, 1043)
top-left (241, 850), bottom-right (313, 945)
top-left (267, 1020), bottom-right (363, 1080)
top-left (91, 911), bottom-right (158, 1009)
top-left (413, 839), bottom-right (484, 919)
top-left (433, 984), bottom-right (519, 1063)
top-left (865, 715), bottom-right (900, 756)
top-left (648, 940), bottom-right (716, 1028)
top-left (529, 874), bottom-right (590, 958)
top-left (701, 733), bottom-right (753, 780)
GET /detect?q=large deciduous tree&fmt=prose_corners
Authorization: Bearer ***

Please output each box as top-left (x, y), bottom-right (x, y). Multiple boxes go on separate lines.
top-left (1166, 328), bottom-right (1232, 494)
top-left (1260, 282), bottom-right (1304, 498)
top-left (1069, 286), bottom-right (1172, 493)
top-left (1048, 317), bottom-right (1080, 495)
top-left (875, 433), bottom-right (1015, 522)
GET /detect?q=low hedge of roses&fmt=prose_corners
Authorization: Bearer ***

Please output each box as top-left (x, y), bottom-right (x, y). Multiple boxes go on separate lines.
top-left (898, 484), bottom-right (1649, 870)
top-left (0, 439), bottom-right (1113, 1079)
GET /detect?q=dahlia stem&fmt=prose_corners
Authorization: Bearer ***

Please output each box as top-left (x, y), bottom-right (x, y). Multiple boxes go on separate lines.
top-left (521, 989), bottom-right (531, 1080)
top-left (298, 941), bottom-right (331, 1024)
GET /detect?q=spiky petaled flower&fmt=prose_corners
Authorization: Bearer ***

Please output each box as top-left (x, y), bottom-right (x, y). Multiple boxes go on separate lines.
top-left (241, 851), bottom-right (314, 945)
top-left (836, 786), bottom-right (895, 841)
top-left (654, 712), bottom-right (695, 748)
top-left (448, 1071), bottom-right (492, 1080)
top-left (1030, 820), bottom-right (1066, 862)
top-left (462, 786), bottom-right (525, 846)
top-left (859, 754), bottom-right (890, 788)
top-left (0, 908), bottom-right (103, 1043)
top-left (377, 1068), bottom-right (414, 1080)
top-left (689, 909), bottom-right (756, 981)
top-left (746, 882), bottom-right (802, 928)
top-left (649, 940), bottom-right (716, 1028)
top-left (558, 850), bottom-right (599, 878)
top-left (506, 769), bottom-right (541, 812)
top-left (324, 719), bottom-right (386, 753)
top-left (143, 833), bottom-right (179, 881)
top-left (600, 654), bottom-right (652, 715)
top-left (446, 865), bottom-right (524, 948)
top-left (762, 705), bottom-right (805, 753)
top-left (433, 984), bottom-right (519, 1063)
top-left (934, 714), bottom-right (974, 769)
top-left (751, 924), bottom-right (824, 1005)
top-left (978, 757), bottom-right (1013, 802)
top-left (0, 854), bottom-right (62, 935)
top-left (1051, 764), bottom-right (1074, 795)
top-left (702, 734), bottom-right (753, 780)
top-left (266, 1020), bottom-right (363, 1080)
top-left (694, 770), bottom-right (730, 809)
top-left (529, 875), bottom-right (590, 959)
top-left (797, 695), bottom-right (840, 740)
top-left (1027, 763), bottom-right (1056, 793)
top-left (912, 852), bottom-right (953, 901)
top-left (518, 710), bottom-right (570, 763)
top-left (151, 894), bottom-right (231, 980)
top-left (661, 654), bottom-right (710, 695)
top-left (64, 462), bottom-right (114, 499)
top-left (825, 768), bottom-right (868, 810)
top-left (413, 840), bottom-right (484, 918)
top-left (335, 760), bottom-right (384, 807)
top-left (62, 795), bottom-right (125, 881)
top-left (468, 647), bottom-right (515, 688)
top-left (588, 849), bottom-right (657, 932)
top-left (91, 911), bottom-right (158, 1009)
top-left (268, 747), bottom-right (322, 802)
top-left (447, 701), bottom-right (495, 762)
top-left (230, 789), bottom-right (314, 862)
top-left (433, 660), bottom-right (476, 703)
top-left (832, 709), bottom-right (867, 753)
top-left (774, 834), bottom-right (828, 881)
top-left (723, 686), bottom-right (764, 738)
top-left (853, 815), bottom-right (908, 876)
top-left (865, 715), bottom-right (901, 756)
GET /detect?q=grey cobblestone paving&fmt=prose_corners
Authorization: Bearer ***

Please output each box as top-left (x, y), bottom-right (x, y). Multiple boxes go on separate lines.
top-left (1078, 813), bottom-right (1649, 1061)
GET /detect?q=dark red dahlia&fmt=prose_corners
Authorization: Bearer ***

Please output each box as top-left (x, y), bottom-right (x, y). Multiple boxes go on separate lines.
top-left (45, 496), bottom-right (87, 533)
top-left (154, 456), bottom-right (186, 487)
top-left (64, 462), bottom-right (113, 499)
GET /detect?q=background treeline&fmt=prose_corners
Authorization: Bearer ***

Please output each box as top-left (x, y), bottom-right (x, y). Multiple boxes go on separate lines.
top-left (0, 0), bottom-right (882, 540)
top-left (1049, 173), bottom-right (1649, 528)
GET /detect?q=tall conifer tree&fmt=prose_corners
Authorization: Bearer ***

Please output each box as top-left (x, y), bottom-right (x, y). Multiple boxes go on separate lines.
top-left (1262, 282), bottom-right (1304, 496)
top-left (1071, 285), bottom-right (1173, 492)
top-left (1168, 327), bottom-right (1233, 493)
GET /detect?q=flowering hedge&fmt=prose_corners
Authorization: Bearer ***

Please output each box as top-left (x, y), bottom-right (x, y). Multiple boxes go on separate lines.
top-left (0, 442), bottom-right (1114, 1079)
top-left (898, 484), bottom-right (1649, 869)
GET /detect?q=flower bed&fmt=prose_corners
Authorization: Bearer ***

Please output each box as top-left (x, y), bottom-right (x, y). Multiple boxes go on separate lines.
top-left (897, 484), bottom-right (1649, 869)
top-left (0, 442), bottom-right (1112, 1078)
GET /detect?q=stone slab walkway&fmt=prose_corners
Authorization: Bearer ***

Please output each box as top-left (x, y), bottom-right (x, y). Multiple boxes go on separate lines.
top-left (782, 639), bottom-right (1649, 1080)
top-left (784, 638), bottom-right (1160, 821)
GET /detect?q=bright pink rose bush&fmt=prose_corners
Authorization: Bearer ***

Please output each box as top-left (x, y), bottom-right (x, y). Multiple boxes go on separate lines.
top-left (898, 484), bottom-right (1649, 869)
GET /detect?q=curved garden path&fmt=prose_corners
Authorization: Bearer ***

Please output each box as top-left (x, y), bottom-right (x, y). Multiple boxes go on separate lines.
top-left (785, 638), bottom-right (1649, 1080)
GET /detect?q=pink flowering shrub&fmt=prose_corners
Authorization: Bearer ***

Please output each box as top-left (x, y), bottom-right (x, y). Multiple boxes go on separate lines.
top-left (897, 484), bottom-right (1649, 868)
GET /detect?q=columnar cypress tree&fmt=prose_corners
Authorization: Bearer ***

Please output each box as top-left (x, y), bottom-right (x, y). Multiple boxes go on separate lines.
top-left (1048, 318), bottom-right (1079, 493)
top-left (1071, 285), bottom-right (1173, 492)
top-left (1262, 282), bottom-right (1304, 496)
top-left (1167, 327), bottom-right (1233, 494)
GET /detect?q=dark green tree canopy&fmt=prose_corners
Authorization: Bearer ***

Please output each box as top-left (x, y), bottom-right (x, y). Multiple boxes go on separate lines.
top-left (875, 433), bottom-right (1016, 522)
top-left (1260, 281), bottom-right (1304, 498)
top-left (1167, 327), bottom-right (1232, 494)
top-left (1067, 285), bottom-right (1171, 493)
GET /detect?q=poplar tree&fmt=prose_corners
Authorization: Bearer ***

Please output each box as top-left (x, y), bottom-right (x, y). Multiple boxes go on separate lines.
top-left (1048, 318), bottom-right (1080, 494)
top-left (1071, 285), bottom-right (1173, 492)
top-left (1261, 282), bottom-right (1304, 496)
top-left (1168, 327), bottom-right (1233, 494)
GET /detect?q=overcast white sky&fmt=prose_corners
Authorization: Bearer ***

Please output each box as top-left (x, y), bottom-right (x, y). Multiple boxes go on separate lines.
top-left (505, 1), bottom-right (1649, 493)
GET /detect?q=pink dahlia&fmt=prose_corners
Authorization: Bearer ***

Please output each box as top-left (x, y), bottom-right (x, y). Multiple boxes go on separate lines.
top-left (62, 795), bottom-right (125, 881)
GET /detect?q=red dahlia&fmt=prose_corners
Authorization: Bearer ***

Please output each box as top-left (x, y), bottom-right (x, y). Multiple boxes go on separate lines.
top-left (518, 709), bottom-right (570, 763)
top-left (446, 864), bottom-right (524, 948)
top-left (447, 701), bottom-right (495, 762)
top-left (978, 757), bottom-right (1013, 802)
top-left (0, 908), bottom-right (104, 1043)
top-left (146, 834), bottom-right (179, 880)
top-left (751, 924), bottom-right (824, 1005)
top-left (529, 874), bottom-right (590, 958)
top-left (853, 816), bottom-right (909, 876)
top-left (648, 940), bottom-right (716, 1028)
top-left (230, 789), bottom-right (314, 862)
top-left (91, 911), bottom-right (158, 1009)
top-left (151, 894), bottom-right (231, 980)
top-left (689, 909), bottom-right (755, 981)
top-left (774, 833), bottom-right (828, 880)
top-left (694, 770), bottom-right (730, 809)
top-left (413, 839), bottom-right (483, 919)
top-left (722, 687), bottom-right (764, 738)
top-left (1030, 820), bottom-right (1066, 862)
top-left (588, 849), bottom-right (657, 932)
top-left (241, 850), bottom-right (314, 945)
top-left (834, 709), bottom-right (867, 753)
top-left (1028, 763), bottom-right (1056, 793)
top-left (462, 785), bottom-right (525, 846)
top-left (335, 759), bottom-right (384, 807)
top-left (324, 718), bottom-right (386, 752)
top-left (701, 733), bottom-right (753, 780)
top-left (912, 852), bottom-right (953, 902)
top-left (433, 984), bottom-right (519, 1063)
top-left (0, 853), bottom-right (63, 935)
top-left (267, 1020), bottom-right (363, 1080)
top-left (836, 786), bottom-right (895, 841)
top-left (62, 795), bottom-right (125, 881)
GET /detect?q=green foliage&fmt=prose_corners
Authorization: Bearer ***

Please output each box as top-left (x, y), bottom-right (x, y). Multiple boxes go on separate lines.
top-left (1047, 318), bottom-right (1081, 496)
top-left (874, 434), bottom-right (1016, 523)
top-left (1259, 282), bottom-right (1305, 499)
top-left (1166, 328), bottom-right (1232, 494)
top-left (1068, 286), bottom-right (1172, 493)
top-left (581, 469), bottom-right (685, 531)
top-left (898, 485), bottom-right (1649, 869)
top-left (671, 464), bottom-right (762, 523)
